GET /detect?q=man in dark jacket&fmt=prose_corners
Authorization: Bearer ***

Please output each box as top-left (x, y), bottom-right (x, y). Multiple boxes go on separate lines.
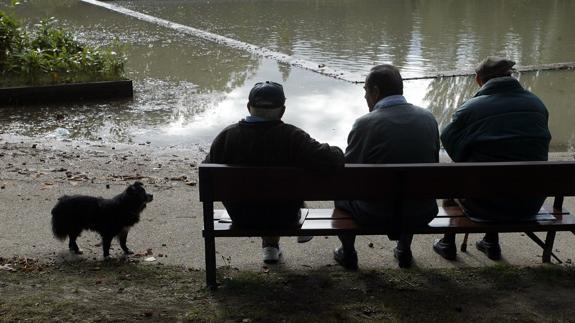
top-left (433, 57), bottom-right (552, 261)
top-left (205, 81), bottom-right (344, 264)
top-left (334, 64), bottom-right (440, 269)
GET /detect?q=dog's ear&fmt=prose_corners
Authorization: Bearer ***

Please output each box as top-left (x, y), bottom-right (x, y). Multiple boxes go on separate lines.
top-left (134, 181), bottom-right (143, 187)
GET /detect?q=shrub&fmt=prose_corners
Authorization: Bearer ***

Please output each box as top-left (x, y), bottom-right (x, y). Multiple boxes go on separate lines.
top-left (0, 11), bottom-right (126, 86)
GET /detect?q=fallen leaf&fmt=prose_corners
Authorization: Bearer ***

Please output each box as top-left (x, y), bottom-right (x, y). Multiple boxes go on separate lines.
top-left (0, 264), bottom-right (16, 272)
top-left (170, 175), bottom-right (187, 181)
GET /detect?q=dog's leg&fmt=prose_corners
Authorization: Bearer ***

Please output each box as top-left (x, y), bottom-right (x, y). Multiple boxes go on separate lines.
top-left (118, 228), bottom-right (134, 255)
top-left (68, 234), bottom-right (83, 254)
top-left (102, 235), bottom-right (113, 258)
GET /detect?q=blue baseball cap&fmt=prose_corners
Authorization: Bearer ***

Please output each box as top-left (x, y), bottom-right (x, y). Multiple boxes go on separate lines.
top-left (248, 81), bottom-right (286, 108)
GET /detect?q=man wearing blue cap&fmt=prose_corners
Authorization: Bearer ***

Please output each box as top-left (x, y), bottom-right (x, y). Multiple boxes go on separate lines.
top-left (205, 81), bottom-right (344, 263)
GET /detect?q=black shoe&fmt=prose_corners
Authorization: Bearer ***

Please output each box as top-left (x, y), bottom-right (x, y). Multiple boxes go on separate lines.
top-left (333, 247), bottom-right (358, 270)
top-left (433, 238), bottom-right (457, 260)
top-left (393, 247), bottom-right (413, 269)
top-left (475, 239), bottom-right (502, 260)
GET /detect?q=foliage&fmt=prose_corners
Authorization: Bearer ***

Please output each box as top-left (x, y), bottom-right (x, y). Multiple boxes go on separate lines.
top-left (0, 11), bottom-right (126, 86)
top-left (0, 9), bottom-right (22, 69)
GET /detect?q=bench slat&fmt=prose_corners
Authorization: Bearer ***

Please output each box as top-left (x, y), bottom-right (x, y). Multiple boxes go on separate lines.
top-left (206, 206), bottom-right (575, 237)
top-left (213, 204), bottom-right (565, 221)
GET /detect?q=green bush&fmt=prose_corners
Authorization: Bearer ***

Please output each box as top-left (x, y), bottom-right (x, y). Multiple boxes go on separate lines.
top-left (0, 11), bottom-right (126, 86)
top-left (0, 10), bottom-right (23, 69)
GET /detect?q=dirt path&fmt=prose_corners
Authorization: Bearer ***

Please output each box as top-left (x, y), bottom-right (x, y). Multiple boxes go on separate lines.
top-left (1, 134), bottom-right (575, 271)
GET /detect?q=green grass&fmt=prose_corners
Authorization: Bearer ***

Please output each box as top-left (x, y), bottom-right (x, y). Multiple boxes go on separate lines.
top-left (0, 10), bottom-right (126, 87)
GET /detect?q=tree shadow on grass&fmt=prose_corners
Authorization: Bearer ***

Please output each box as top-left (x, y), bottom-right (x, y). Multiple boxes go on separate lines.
top-left (213, 265), bottom-right (575, 322)
top-left (4, 258), bottom-right (575, 322)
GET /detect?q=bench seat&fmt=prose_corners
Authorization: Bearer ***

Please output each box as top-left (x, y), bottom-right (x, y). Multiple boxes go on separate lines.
top-left (208, 203), bottom-right (574, 237)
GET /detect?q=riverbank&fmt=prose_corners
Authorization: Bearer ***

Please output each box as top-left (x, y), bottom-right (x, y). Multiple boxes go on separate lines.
top-left (1, 134), bottom-right (575, 321)
top-left (0, 134), bottom-right (209, 268)
top-left (1, 134), bottom-right (574, 270)
top-left (2, 257), bottom-right (575, 322)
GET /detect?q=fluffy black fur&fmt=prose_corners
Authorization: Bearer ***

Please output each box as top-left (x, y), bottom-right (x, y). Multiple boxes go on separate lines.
top-left (51, 181), bottom-right (153, 258)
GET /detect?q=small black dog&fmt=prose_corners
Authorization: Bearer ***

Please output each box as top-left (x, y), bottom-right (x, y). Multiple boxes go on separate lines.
top-left (51, 181), bottom-right (153, 258)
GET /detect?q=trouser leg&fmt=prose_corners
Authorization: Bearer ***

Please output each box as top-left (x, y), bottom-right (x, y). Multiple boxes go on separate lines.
top-left (483, 232), bottom-right (499, 243)
top-left (442, 233), bottom-right (456, 244)
top-left (337, 234), bottom-right (356, 252)
top-left (262, 236), bottom-right (280, 248)
top-left (397, 233), bottom-right (413, 251)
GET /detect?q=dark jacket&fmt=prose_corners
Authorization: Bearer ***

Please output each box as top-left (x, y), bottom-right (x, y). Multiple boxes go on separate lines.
top-left (205, 119), bottom-right (344, 227)
top-left (338, 102), bottom-right (440, 228)
top-left (441, 76), bottom-right (551, 221)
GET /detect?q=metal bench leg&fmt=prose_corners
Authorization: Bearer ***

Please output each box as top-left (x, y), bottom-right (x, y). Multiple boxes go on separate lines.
top-left (460, 233), bottom-right (469, 252)
top-left (205, 234), bottom-right (217, 289)
top-left (542, 231), bottom-right (557, 263)
top-left (525, 231), bottom-right (561, 264)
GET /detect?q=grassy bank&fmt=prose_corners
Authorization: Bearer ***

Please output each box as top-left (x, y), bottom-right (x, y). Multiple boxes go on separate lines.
top-left (0, 10), bottom-right (125, 87)
top-left (2, 257), bottom-right (575, 322)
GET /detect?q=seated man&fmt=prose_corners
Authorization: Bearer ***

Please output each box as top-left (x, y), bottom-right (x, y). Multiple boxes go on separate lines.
top-left (433, 57), bottom-right (552, 261)
top-left (334, 64), bottom-right (440, 269)
top-left (204, 81), bottom-right (344, 263)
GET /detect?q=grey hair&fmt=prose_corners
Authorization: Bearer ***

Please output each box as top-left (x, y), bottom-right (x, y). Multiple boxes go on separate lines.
top-left (249, 106), bottom-right (283, 120)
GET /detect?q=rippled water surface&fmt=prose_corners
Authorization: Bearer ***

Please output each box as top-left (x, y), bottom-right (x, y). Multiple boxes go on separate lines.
top-left (1, 0), bottom-right (574, 151)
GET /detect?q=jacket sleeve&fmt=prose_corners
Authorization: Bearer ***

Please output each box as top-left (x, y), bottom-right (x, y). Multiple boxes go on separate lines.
top-left (203, 131), bottom-right (226, 164)
top-left (343, 119), bottom-right (368, 163)
top-left (440, 106), bottom-right (472, 162)
top-left (290, 128), bottom-right (345, 171)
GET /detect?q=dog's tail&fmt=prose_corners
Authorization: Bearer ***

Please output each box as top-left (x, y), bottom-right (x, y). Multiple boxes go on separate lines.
top-left (51, 204), bottom-right (69, 241)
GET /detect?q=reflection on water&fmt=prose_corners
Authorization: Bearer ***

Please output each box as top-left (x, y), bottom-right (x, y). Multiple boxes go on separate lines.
top-left (115, 0), bottom-right (575, 79)
top-left (0, 0), bottom-right (574, 152)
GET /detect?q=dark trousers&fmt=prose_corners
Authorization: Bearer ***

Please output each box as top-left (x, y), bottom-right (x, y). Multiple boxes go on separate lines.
top-left (335, 200), bottom-right (414, 251)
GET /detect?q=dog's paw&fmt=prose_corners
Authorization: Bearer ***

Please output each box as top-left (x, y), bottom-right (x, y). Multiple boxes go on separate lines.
top-left (70, 249), bottom-right (84, 255)
top-left (123, 249), bottom-right (135, 255)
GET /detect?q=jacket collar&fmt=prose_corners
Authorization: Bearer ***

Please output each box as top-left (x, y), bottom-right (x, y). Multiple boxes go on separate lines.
top-left (475, 76), bottom-right (524, 97)
top-left (373, 95), bottom-right (408, 111)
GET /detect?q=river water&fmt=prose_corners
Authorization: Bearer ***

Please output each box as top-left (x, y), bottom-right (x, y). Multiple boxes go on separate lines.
top-left (2, 0), bottom-right (574, 151)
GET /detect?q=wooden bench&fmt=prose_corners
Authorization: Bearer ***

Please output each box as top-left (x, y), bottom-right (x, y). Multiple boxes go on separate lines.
top-left (199, 161), bottom-right (575, 287)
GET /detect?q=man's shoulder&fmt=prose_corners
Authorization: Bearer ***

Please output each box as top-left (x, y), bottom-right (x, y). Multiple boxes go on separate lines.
top-left (222, 121), bottom-right (242, 131)
top-left (276, 122), bottom-right (310, 135)
top-left (369, 103), bottom-right (436, 120)
top-left (454, 95), bottom-right (487, 114)
top-left (463, 86), bottom-right (546, 112)
top-left (405, 103), bottom-right (436, 117)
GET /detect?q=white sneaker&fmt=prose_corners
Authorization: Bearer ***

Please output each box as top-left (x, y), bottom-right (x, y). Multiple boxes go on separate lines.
top-left (262, 246), bottom-right (282, 264)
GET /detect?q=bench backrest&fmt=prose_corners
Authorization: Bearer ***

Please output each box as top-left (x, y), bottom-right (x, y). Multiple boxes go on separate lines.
top-left (199, 161), bottom-right (575, 202)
